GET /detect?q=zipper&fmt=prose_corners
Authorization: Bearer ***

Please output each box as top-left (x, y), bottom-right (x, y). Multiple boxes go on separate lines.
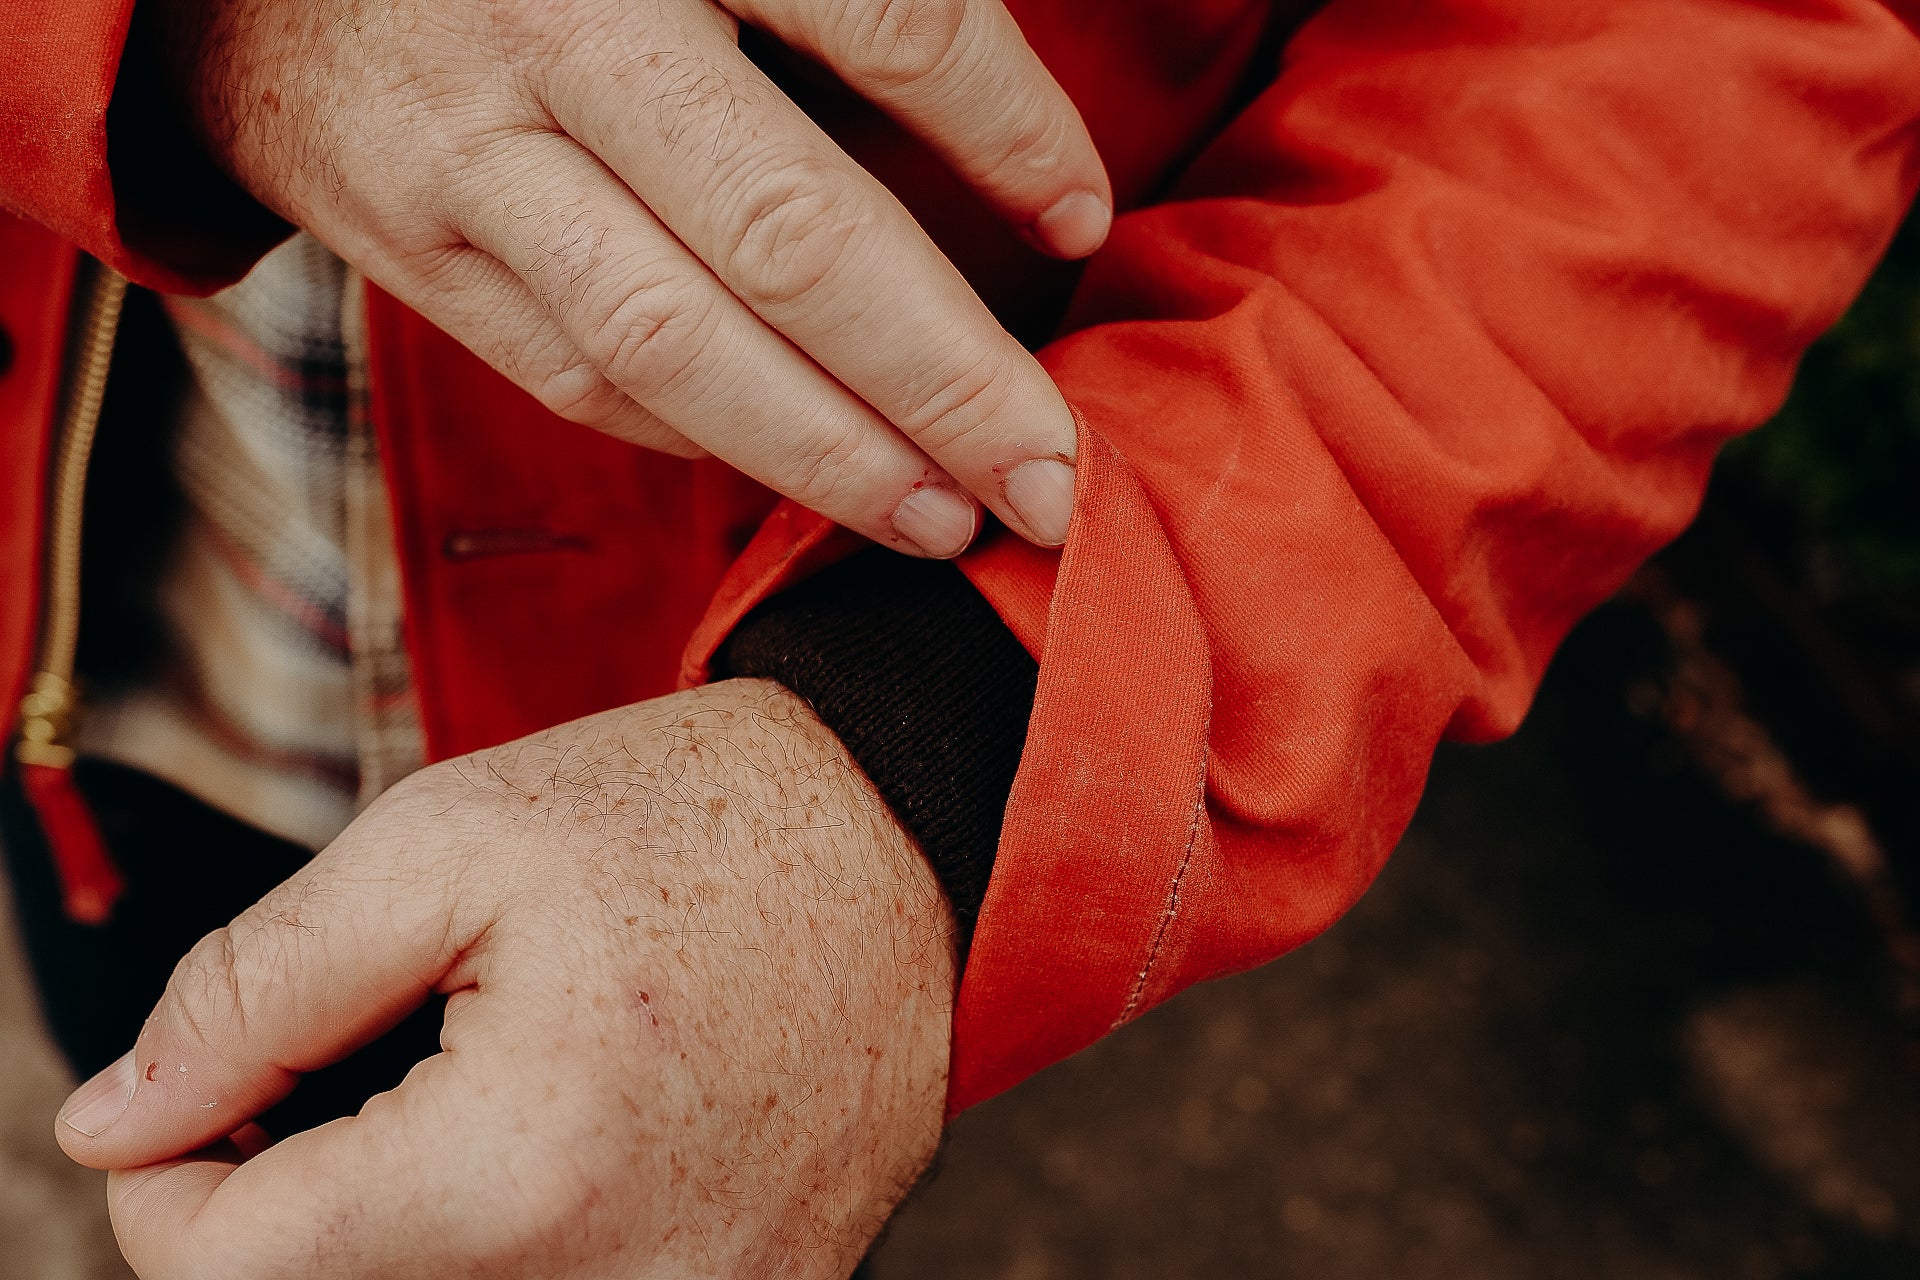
top-left (14, 259), bottom-right (126, 770)
top-left (11, 257), bottom-right (128, 924)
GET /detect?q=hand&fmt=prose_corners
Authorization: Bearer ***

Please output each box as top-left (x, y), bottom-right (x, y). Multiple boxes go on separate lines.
top-left (144, 0), bottom-right (1108, 557)
top-left (56, 681), bottom-right (956, 1278)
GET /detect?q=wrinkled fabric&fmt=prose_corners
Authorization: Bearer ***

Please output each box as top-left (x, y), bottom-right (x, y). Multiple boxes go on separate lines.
top-left (5, 0), bottom-right (1920, 1114)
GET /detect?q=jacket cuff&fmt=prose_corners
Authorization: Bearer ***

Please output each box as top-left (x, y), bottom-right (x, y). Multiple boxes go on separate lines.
top-left (714, 548), bottom-right (1038, 941)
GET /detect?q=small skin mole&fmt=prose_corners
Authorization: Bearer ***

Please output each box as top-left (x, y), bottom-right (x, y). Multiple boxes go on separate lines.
top-left (659, 887), bottom-right (670, 902)
top-left (707, 795), bottom-right (727, 817)
top-left (144, 1062), bottom-right (158, 1082)
top-left (624, 915), bottom-right (639, 926)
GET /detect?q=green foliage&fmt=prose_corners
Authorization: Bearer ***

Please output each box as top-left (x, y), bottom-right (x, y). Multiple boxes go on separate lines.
top-left (1720, 212), bottom-right (1920, 598)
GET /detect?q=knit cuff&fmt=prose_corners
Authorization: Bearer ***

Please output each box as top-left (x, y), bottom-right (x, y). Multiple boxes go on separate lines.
top-left (714, 549), bottom-right (1038, 940)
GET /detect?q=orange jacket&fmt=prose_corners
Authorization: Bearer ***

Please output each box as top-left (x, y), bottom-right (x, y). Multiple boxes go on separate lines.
top-left (4, 0), bottom-right (1918, 1113)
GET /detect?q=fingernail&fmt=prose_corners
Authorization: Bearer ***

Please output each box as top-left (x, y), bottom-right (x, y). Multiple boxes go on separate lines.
top-left (1034, 190), bottom-right (1112, 259)
top-left (1004, 458), bottom-right (1076, 547)
top-left (60, 1051), bottom-right (137, 1138)
top-left (892, 486), bottom-right (978, 558)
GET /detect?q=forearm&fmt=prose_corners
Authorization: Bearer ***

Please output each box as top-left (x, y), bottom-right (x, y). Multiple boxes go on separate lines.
top-left (717, 551), bottom-right (1038, 944)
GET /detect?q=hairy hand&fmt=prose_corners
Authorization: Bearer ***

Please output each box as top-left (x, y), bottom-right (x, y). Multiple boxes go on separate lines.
top-left (56, 680), bottom-right (955, 1279)
top-left (144, 0), bottom-right (1106, 556)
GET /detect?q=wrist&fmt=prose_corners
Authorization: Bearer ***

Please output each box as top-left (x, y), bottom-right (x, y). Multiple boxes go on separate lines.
top-left (716, 550), bottom-right (1039, 944)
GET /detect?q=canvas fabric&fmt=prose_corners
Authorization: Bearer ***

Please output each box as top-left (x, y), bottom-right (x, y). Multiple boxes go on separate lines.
top-left (5, 0), bottom-right (1920, 1111)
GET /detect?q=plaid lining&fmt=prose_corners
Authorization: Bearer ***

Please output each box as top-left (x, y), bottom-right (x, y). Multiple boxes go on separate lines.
top-left (77, 234), bottom-right (424, 849)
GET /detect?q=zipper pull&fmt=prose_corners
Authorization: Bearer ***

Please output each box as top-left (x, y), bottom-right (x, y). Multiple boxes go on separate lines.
top-left (13, 257), bottom-right (130, 925)
top-left (16, 672), bottom-right (122, 923)
top-left (16, 670), bottom-right (79, 768)
top-left (16, 757), bottom-right (122, 924)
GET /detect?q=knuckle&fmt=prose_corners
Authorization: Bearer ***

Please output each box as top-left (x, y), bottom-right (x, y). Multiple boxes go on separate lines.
top-left (985, 96), bottom-right (1074, 182)
top-left (368, 755), bottom-right (460, 818)
top-left (845, 0), bottom-right (971, 88)
top-left (404, 239), bottom-right (482, 295)
top-left (722, 159), bottom-right (867, 311)
top-left (166, 927), bottom-right (253, 1047)
top-left (587, 279), bottom-right (714, 400)
top-left (781, 417), bottom-right (877, 512)
top-left (528, 360), bottom-right (624, 425)
top-left (897, 352), bottom-right (1013, 448)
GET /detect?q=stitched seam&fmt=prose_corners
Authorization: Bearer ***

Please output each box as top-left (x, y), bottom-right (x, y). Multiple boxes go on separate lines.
top-left (1114, 708), bottom-right (1212, 1028)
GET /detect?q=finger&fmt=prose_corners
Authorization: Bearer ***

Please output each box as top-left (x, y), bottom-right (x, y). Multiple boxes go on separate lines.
top-left (541, 19), bottom-right (1080, 546)
top-left (398, 243), bottom-right (708, 460)
top-left (230, 1123), bottom-right (274, 1159)
top-left (112, 1033), bottom-right (613, 1280)
top-left (446, 130), bottom-right (982, 557)
top-left (738, 0), bottom-right (1112, 257)
top-left (109, 1148), bottom-right (249, 1280)
top-left (55, 812), bottom-right (481, 1172)
top-left (108, 1056), bottom-right (470, 1280)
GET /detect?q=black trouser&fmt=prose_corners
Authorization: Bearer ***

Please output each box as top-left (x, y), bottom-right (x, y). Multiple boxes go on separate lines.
top-left (1, 759), bottom-right (878, 1276)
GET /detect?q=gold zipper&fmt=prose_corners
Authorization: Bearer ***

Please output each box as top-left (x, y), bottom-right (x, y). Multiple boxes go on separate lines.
top-left (14, 260), bottom-right (127, 770)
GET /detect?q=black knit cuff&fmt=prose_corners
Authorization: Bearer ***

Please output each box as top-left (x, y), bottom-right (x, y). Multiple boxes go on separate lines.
top-left (715, 549), bottom-right (1038, 941)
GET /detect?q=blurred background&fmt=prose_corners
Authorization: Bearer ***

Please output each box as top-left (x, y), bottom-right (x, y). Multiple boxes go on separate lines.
top-left (6, 219), bottom-right (1920, 1279)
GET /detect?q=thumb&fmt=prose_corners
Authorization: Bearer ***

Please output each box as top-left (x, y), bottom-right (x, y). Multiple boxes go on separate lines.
top-left (55, 829), bottom-right (479, 1170)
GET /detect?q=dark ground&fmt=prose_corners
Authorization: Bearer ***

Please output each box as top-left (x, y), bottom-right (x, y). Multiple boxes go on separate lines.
top-left (866, 597), bottom-right (1920, 1280)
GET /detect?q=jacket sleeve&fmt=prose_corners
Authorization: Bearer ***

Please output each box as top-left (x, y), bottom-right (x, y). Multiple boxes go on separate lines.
top-left (688, 0), bottom-right (1920, 1114)
top-left (0, 0), bottom-right (284, 292)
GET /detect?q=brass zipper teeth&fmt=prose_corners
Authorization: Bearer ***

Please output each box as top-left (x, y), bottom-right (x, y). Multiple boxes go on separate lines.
top-left (15, 260), bottom-right (127, 769)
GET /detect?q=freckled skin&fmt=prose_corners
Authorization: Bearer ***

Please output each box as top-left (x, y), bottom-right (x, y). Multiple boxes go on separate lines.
top-left (72, 681), bottom-right (956, 1280)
